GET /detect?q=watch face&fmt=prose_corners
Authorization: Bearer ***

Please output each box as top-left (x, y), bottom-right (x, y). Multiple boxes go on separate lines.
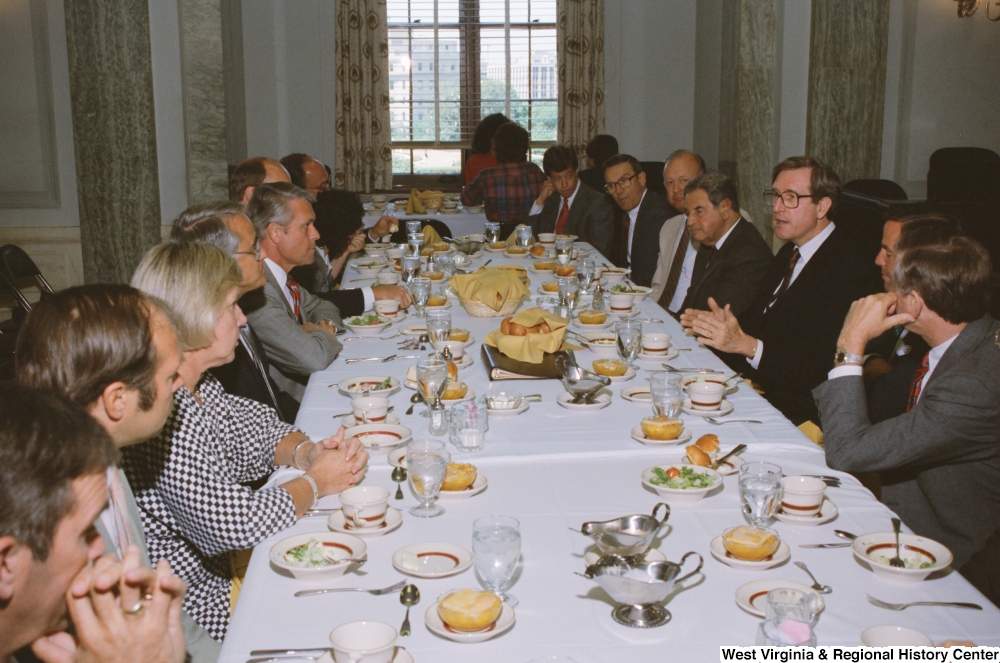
top-left (835, 351), bottom-right (847, 364)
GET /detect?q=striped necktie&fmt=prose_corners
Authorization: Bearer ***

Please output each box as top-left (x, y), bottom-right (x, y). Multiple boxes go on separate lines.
top-left (906, 352), bottom-right (930, 411)
top-left (766, 247), bottom-right (801, 311)
top-left (657, 227), bottom-right (690, 310)
top-left (555, 198), bottom-right (570, 234)
top-left (287, 277), bottom-right (303, 324)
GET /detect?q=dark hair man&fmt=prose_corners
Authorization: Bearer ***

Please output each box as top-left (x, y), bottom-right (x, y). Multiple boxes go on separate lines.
top-left (815, 224), bottom-right (999, 597)
top-left (280, 153), bottom-right (331, 197)
top-left (527, 145), bottom-right (616, 259)
top-left (229, 157), bottom-right (291, 206)
top-left (578, 134), bottom-right (619, 193)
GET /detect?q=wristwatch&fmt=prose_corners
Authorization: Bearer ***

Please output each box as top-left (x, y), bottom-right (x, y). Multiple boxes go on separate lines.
top-left (833, 348), bottom-right (864, 367)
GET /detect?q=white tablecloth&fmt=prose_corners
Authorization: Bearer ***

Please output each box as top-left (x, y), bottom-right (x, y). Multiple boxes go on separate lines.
top-left (219, 246), bottom-right (1000, 662)
top-left (364, 211), bottom-right (487, 240)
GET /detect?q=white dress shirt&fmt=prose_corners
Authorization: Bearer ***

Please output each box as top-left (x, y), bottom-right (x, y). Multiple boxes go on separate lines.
top-left (529, 179), bottom-right (581, 218)
top-left (626, 189), bottom-right (648, 263)
top-left (265, 258), bottom-right (295, 312)
top-left (749, 221), bottom-right (837, 369)
top-left (669, 216), bottom-right (742, 313)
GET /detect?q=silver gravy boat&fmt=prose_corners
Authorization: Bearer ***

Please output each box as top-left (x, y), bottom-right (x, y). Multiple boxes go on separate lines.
top-left (574, 503), bottom-right (670, 559)
top-left (555, 351), bottom-right (611, 404)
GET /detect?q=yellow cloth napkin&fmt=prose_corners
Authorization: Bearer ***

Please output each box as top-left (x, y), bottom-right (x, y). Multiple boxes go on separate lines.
top-left (421, 224), bottom-right (443, 247)
top-left (405, 189), bottom-right (445, 215)
top-left (449, 267), bottom-right (530, 312)
top-left (484, 307), bottom-right (570, 364)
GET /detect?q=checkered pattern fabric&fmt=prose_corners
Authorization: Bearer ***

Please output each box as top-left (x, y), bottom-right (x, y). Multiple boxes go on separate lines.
top-left (121, 375), bottom-right (299, 640)
top-left (460, 161), bottom-right (546, 226)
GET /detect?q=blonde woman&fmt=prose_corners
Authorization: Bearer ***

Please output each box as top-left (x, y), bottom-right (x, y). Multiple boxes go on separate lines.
top-left (125, 241), bottom-right (368, 639)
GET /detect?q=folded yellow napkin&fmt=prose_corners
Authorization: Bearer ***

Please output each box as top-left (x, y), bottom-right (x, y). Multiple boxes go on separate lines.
top-left (449, 267), bottom-right (530, 312)
top-left (484, 308), bottom-right (570, 364)
top-left (406, 189), bottom-right (445, 215)
top-left (421, 224), bottom-right (443, 247)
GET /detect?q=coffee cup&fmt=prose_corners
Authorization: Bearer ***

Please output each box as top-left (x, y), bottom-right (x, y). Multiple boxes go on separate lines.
top-left (329, 620), bottom-right (397, 663)
top-left (372, 194), bottom-right (388, 204)
top-left (780, 475), bottom-right (826, 517)
top-left (376, 271), bottom-right (400, 285)
top-left (608, 293), bottom-right (633, 313)
top-left (538, 232), bottom-right (556, 245)
top-left (350, 396), bottom-right (390, 423)
top-left (339, 486), bottom-right (390, 528)
top-left (385, 247), bottom-right (406, 260)
top-left (641, 332), bottom-right (671, 355)
top-left (373, 299), bottom-right (400, 316)
top-left (434, 340), bottom-right (465, 362)
top-left (684, 381), bottom-right (726, 410)
top-left (442, 200), bottom-right (458, 210)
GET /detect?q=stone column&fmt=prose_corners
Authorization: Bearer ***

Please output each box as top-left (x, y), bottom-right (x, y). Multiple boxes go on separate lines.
top-left (64, 0), bottom-right (161, 284)
top-left (805, 0), bottom-right (890, 183)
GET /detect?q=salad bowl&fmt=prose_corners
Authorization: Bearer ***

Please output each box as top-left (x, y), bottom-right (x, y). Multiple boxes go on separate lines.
top-left (269, 532), bottom-right (366, 583)
top-left (345, 313), bottom-right (392, 337)
top-left (641, 464), bottom-right (723, 505)
top-left (851, 532), bottom-right (952, 583)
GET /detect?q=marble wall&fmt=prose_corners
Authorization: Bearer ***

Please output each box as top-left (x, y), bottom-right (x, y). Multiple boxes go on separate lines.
top-left (64, 0), bottom-right (162, 284)
top-left (806, 0), bottom-right (890, 183)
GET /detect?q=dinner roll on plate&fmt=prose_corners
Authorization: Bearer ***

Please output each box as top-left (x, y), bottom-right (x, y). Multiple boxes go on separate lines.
top-left (437, 589), bottom-right (502, 631)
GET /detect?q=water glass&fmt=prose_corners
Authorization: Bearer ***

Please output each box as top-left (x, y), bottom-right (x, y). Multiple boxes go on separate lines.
top-left (615, 320), bottom-right (642, 368)
top-left (426, 309), bottom-right (452, 344)
top-left (407, 232), bottom-right (424, 257)
top-left (739, 462), bottom-right (783, 527)
top-left (485, 221), bottom-right (501, 244)
top-left (650, 372), bottom-right (683, 418)
top-left (554, 237), bottom-right (574, 264)
top-left (448, 399), bottom-right (487, 452)
top-left (416, 358), bottom-right (449, 435)
top-left (514, 226), bottom-right (532, 248)
top-left (407, 439), bottom-right (448, 517)
top-left (472, 515), bottom-right (521, 607)
top-left (409, 277), bottom-right (432, 318)
top-left (401, 256), bottom-right (421, 285)
top-left (436, 253), bottom-right (456, 278)
top-left (576, 259), bottom-right (596, 294)
top-left (406, 220), bottom-right (422, 235)
top-left (557, 277), bottom-right (579, 310)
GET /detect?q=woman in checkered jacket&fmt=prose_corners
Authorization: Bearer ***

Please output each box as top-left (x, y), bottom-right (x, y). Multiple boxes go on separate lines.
top-left (124, 241), bottom-right (369, 639)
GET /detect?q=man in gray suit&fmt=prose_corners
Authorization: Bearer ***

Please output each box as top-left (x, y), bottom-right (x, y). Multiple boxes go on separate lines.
top-left (243, 183), bottom-right (344, 401)
top-left (15, 285), bottom-right (220, 662)
top-left (649, 150), bottom-right (705, 308)
top-left (814, 222), bottom-right (1000, 572)
top-left (528, 145), bottom-right (616, 260)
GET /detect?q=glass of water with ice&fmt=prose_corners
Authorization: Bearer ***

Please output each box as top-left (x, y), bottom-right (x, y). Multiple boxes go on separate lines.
top-left (472, 515), bottom-right (521, 607)
top-left (738, 462), bottom-right (783, 527)
top-left (407, 439), bottom-right (449, 518)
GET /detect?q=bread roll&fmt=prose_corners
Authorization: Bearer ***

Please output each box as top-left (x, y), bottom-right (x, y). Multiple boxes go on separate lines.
top-left (530, 244), bottom-right (546, 257)
top-left (577, 310), bottom-right (607, 325)
top-left (695, 434), bottom-right (719, 454)
top-left (538, 321), bottom-right (551, 334)
top-left (507, 247), bottom-right (527, 255)
top-left (437, 589), bottom-right (502, 632)
top-left (441, 381), bottom-right (467, 400)
top-left (500, 317), bottom-right (512, 335)
top-left (722, 526), bottom-right (780, 561)
top-left (508, 322), bottom-right (527, 336)
top-left (446, 360), bottom-right (459, 381)
top-left (641, 416), bottom-right (683, 441)
top-left (554, 265), bottom-right (575, 277)
top-left (542, 281), bottom-right (559, 292)
top-left (489, 241), bottom-right (506, 249)
top-left (533, 261), bottom-right (555, 271)
top-left (685, 444), bottom-right (711, 466)
top-left (441, 463), bottom-right (477, 491)
top-left (592, 359), bottom-right (628, 377)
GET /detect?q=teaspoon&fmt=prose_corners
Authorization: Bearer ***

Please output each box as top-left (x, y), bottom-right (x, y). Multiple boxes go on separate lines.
top-left (399, 584), bottom-right (420, 636)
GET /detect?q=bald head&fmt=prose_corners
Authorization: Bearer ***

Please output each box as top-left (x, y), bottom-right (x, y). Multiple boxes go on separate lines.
top-left (230, 157), bottom-right (291, 206)
top-left (663, 150), bottom-right (706, 212)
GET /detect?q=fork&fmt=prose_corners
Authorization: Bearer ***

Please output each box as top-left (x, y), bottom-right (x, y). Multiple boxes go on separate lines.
top-left (889, 517), bottom-right (905, 568)
top-left (705, 417), bottom-right (762, 425)
top-left (295, 579), bottom-right (407, 597)
top-left (865, 594), bottom-right (982, 611)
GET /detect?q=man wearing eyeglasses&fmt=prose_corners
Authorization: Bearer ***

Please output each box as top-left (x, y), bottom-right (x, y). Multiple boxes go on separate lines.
top-left (604, 154), bottom-right (672, 287)
top-left (681, 156), bottom-right (880, 425)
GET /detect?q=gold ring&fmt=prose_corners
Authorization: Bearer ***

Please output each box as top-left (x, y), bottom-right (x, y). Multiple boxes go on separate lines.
top-left (123, 601), bottom-right (145, 617)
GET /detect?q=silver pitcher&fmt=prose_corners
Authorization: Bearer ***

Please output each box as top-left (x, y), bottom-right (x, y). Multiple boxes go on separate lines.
top-left (577, 503), bottom-right (670, 558)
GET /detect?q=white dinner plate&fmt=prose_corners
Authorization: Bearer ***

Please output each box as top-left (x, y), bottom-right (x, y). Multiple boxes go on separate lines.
top-left (630, 425), bottom-right (693, 446)
top-left (637, 348), bottom-right (679, 361)
top-left (487, 401), bottom-right (530, 417)
top-left (710, 536), bottom-right (790, 570)
top-left (503, 250), bottom-right (530, 259)
top-left (327, 507), bottom-right (403, 537)
top-left (391, 542), bottom-right (473, 578)
top-left (681, 398), bottom-right (734, 417)
top-left (620, 386), bottom-right (651, 402)
top-left (377, 310), bottom-right (408, 322)
top-left (425, 302), bottom-right (452, 312)
top-left (584, 547), bottom-right (667, 567)
top-left (556, 391), bottom-right (613, 411)
top-left (774, 498), bottom-right (839, 526)
top-left (424, 602), bottom-right (515, 643)
top-left (318, 649), bottom-right (413, 663)
top-left (571, 319), bottom-right (613, 331)
top-left (337, 376), bottom-right (401, 397)
top-left (439, 473), bottom-right (488, 499)
top-left (607, 306), bottom-right (641, 319)
top-left (341, 413), bottom-right (400, 427)
top-left (735, 579), bottom-right (826, 618)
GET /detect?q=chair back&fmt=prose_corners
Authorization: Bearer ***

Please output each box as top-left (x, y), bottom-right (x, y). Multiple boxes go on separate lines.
top-left (388, 218), bottom-right (455, 244)
top-left (640, 161), bottom-right (667, 197)
top-left (927, 147), bottom-right (1000, 203)
top-left (0, 244), bottom-right (55, 314)
top-left (844, 179), bottom-right (908, 201)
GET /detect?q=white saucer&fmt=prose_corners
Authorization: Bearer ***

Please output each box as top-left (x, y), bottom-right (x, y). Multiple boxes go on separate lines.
top-left (679, 453), bottom-right (744, 476)
top-left (341, 413), bottom-right (400, 427)
top-left (710, 536), bottom-right (790, 570)
top-left (485, 245), bottom-right (508, 253)
top-left (487, 401), bottom-right (530, 417)
top-left (630, 425), bottom-right (693, 446)
top-left (571, 319), bottom-right (613, 331)
top-left (637, 348), bottom-right (679, 361)
top-left (440, 207), bottom-right (461, 214)
top-left (774, 498), bottom-right (839, 526)
top-left (388, 447), bottom-right (408, 468)
top-left (439, 474), bottom-right (488, 499)
top-left (425, 302), bottom-right (452, 312)
top-left (608, 306), bottom-right (641, 318)
top-left (584, 547), bottom-right (667, 566)
top-left (377, 310), bottom-right (408, 322)
top-left (556, 391), bottom-right (612, 411)
top-left (424, 602), bottom-right (515, 643)
top-left (391, 542), bottom-right (473, 578)
top-left (735, 579), bottom-right (825, 618)
top-left (536, 287), bottom-right (561, 297)
top-left (318, 649), bottom-right (413, 663)
top-left (441, 388), bottom-right (476, 405)
top-left (400, 325), bottom-right (428, 336)
top-left (682, 398), bottom-right (734, 417)
top-left (503, 250), bottom-right (530, 259)
top-left (328, 507), bottom-right (403, 537)
top-left (619, 385), bottom-right (651, 402)
top-left (602, 367), bottom-right (636, 383)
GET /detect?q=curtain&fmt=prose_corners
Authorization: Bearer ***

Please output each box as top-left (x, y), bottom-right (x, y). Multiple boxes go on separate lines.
top-left (557, 0), bottom-right (605, 167)
top-left (334, 0), bottom-right (393, 192)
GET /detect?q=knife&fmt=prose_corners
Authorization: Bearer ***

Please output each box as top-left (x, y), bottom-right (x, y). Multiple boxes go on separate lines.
top-left (798, 543), bottom-right (851, 548)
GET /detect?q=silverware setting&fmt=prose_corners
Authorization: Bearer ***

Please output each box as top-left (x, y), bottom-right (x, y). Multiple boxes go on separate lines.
top-left (405, 392), bottom-right (423, 415)
top-left (399, 584), bottom-right (420, 636)
top-left (803, 475), bottom-right (843, 487)
top-left (834, 530), bottom-right (856, 540)
top-left (249, 648), bottom-right (327, 657)
top-left (798, 542), bottom-right (851, 549)
top-left (343, 331), bottom-right (402, 341)
top-left (345, 355), bottom-right (397, 364)
top-left (711, 444), bottom-right (747, 469)
top-left (294, 579), bottom-right (407, 598)
top-left (332, 406), bottom-right (396, 420)
top-left (247, 655), bottom-right (323, 663)
top-left (889, 517), bottom-right (905, 568)
top-left (661, 365), bottom-right (719, 373)
top-left (866, 594), bottom-right (982, 611)
top-left (391, 466), bottom-right (407, 499)
top-left (794, 561), bottom-right (832, 594)
top-left (705, 417), bottom-right (762, 425)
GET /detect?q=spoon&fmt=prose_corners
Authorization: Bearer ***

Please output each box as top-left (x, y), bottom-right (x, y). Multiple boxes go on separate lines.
top-left (399, 584), bottom-right (420, 636)
top-left (405, 393), bottom-right (423, 415)
top-left (391, 466), bottom-right (407, 500)
top-left (793, 561), bottom-right (832, 594)
top-left (834, 530), bottom-right (857, 541)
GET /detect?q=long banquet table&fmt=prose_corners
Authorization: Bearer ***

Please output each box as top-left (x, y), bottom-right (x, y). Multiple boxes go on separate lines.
top-left (220, 245), bottom-right (1000, 662)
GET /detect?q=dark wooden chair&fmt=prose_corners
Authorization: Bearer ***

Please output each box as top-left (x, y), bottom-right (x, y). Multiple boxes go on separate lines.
top-left (387, 218), bottom-right (455, 244)
top-left (844, 179), bottom-right (908, 201)
top-left (0, 244), bottom-right (55, 316)
top-left (927, 147), bottom-right (1000, 203)
top-left (640, 160), bottom-right (667, 197)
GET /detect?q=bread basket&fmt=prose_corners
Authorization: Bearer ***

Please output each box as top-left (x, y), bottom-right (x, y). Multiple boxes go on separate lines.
top-left (460, 297), bottom-right (522, 318)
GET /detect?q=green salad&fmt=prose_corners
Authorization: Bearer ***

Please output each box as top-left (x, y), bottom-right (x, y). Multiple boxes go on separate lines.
top-left (283, 538), bottom-right (335, 568)
top-left (348, 313), bottom-right (383, 326)
top-left (648, 466), bottom-right (717, 490)
top-left (870, 554), bottom-right (934, 569)
top-left (610, 284), bottom-right (638, 293)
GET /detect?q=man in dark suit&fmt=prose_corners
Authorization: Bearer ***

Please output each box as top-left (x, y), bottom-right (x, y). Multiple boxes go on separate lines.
top-left (677, 172), bottom-right (772, 319)
top-left (814, 224), bottom-right (1000, 577)
top-left (577, 134), bottom-right (618, 193)
top-left (604, 154), bottom-right (671, 287)
top-left (528, 145), bottom-right (616, 260)
top-left (681, 156), bottom-right (880, 425)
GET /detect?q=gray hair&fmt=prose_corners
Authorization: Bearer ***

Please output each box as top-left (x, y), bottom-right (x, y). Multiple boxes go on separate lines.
top-left (170, 202), bottom-right (243, 255)
top-left (663, 150), bottom-right (707, 175)
top-left (245, 182), bottom-right (315, 237)
top-left (683, 171), bottom-right (740, 213)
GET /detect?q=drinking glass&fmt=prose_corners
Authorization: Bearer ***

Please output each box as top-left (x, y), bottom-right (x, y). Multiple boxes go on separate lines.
top-left (650, 372), bottom-right (683, 418)
top-left (426, 309), bottom-right (452, 344)
top-left (407, 232), bottom-right (425, 257)
top-left (484, 221), bottom-right (501, 244)
top-left (615, 320), bottom-right (642, 368)
top-left (472, 515), bottom-right (521, 607)
top-left (407, 439), bottom-right (448, 517)
top-left (400, 256), bottom-right (421, 286)
top-left (416, 358), bottom-right (449, 435)
top-left (436, 253), bottom-right (456, 278)
top-left (739, 462), bottom-right (783, 527)
top-left (557, 277), bottom-right (579, 310)
top-left (576, 259), bottom-right (596, 294)
top-left (448, 399), bottom-right (487, 452)
top-left (514, 226), bottom-right (532, 248)
top-left (409, 277), bottom-right (432, 318)
top-left (406, 220), bottom-right (422, 235)
top-left (554, 238), bottom-right (573, 265)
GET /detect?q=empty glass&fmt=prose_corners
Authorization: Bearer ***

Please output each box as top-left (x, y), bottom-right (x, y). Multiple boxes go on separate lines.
top-left (407, 232), bottom-right (424, 257)
top-left (576, 259), bottom-right (596, 294)
top-left (448, 399), bottom-right (487, 452)
top-left (615, 320), bottom-right (642, 368)
top-left (406, 220), bottom-right (422, 235)
top-left (409, 277), bottom-right (432, 318)
top-left (426, 309), bottom-right (452, 344)
top-left (756, 588), bottom-right (820, 646)
top-left (557, 277), bottom-right (579, 310)
top-left (739, 462), bottom-right (784, 527)
top-left (514, 225), bottom-right (532, 248)
top-left (407, 439), bottom-right (449, 518)
top-left (554, 238), bottom-right (574, 264)
top-left (416, 358), bottom-right (449, 435)
top-left (401, 256), bottom-right (421, 285)
top-left (472, 515), bottom-right (521, 607)
top-left (650, 372), bottom-right (683, 418)
top-left (484, 221), bottom-right (501, 244)
top-left (435, 253), bottom-right (456, 278)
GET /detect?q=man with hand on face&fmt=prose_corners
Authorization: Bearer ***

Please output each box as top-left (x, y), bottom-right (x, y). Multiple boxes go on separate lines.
top-left (604, 154), bottom-right (671, 288)
top-left (0, 384), bottom-right (188, 663)
top-left (528, 145), bottom-right (616, 259)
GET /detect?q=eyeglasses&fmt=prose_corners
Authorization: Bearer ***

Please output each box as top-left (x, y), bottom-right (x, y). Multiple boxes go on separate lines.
top-left (763, 189), bottom-right (813, 209)
top-left (234, 239), bottom-right (261, 260)
top-left (605, 173), bottom-right (640, 194)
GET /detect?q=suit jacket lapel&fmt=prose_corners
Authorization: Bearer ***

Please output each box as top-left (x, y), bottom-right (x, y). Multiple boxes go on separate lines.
top-left (923, 315), bottom-right (995, 392)
top-left (764, 226), bottom-right (840, 316)
top-left (264, 264), bottom-right (297, 321)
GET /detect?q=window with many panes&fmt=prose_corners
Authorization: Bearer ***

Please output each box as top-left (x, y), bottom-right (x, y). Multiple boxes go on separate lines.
top-left (387, 0), bottom-right (557, 187)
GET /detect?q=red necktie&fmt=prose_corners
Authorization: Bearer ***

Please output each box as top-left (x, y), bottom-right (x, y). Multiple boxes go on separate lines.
top-left (766, 247), bottom-right (801, 310)
top-left (707, 247), bottom-right (719, 264)
top-left (287, 277), bottom-right (303, 324)
top-left (906, 352), bottom-right (930, 411)
top-left (555, 198), bottom-right (570, 234)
